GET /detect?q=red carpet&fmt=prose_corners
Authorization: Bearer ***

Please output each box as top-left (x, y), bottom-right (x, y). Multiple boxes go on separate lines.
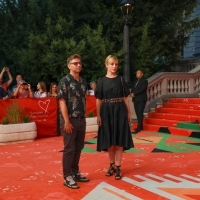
top-left (0, 133), bottom-right (200, 200)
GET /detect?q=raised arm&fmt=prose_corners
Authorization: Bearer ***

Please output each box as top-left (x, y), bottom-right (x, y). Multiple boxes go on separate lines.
top-left (5, 67), bottom-right (13, 86)
top-left (0, 67), bottom-right (6, 80)
top-left (12, 83), bottom-right (21, 98)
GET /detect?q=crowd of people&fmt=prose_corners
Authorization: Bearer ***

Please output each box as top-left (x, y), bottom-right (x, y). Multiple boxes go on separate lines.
top-left (0, 67), bottom-right (58, 100)
top-left (0, 67), bottom-right (59, 100)
top-left (0, 66), bottom-right (97, 100)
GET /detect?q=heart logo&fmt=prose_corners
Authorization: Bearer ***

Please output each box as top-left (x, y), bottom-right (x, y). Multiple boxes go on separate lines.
top-left (38, 99), bottom-right (50, 113)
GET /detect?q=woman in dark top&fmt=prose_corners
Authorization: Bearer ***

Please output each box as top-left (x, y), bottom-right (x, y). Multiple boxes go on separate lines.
top-left (48, 82), bottom-right (58, 97)
top-left (95, 55), bottom-right (133, 180)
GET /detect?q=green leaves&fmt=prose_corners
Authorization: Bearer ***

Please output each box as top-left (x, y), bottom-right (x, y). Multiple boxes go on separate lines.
top-left (0, 0), bottom-right (199, 87)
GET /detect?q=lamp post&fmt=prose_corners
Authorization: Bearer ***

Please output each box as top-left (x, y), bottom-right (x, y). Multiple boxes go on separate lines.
top-left (120, 0), bottom-right (134, 86)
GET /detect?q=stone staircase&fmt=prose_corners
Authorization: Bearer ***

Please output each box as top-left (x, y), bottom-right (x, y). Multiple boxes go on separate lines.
top-left (143, 98), bottom-right (200, 138)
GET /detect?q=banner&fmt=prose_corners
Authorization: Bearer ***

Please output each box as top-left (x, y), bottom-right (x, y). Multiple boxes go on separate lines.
top-left (0, 96), bottom-right (96, 138)
top-left (86, 96), bottom-right (97, 116)
top-left (0, 98), bottom-right (58, 138)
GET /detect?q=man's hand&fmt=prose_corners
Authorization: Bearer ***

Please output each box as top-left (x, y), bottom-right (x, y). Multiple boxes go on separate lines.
top-left (64, 121), bottom-right (74, 134)
top-left (5, 67), bottom-right (9, 72)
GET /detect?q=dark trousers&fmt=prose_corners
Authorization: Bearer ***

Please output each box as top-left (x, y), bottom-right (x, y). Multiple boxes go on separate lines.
top-left (134, 101), bottom-right (146, 130)
top-left (61, 118), bottom-right (86, 179)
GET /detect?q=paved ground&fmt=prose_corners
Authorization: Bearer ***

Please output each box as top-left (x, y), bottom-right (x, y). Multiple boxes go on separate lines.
top-left (0, 132), bottom-right (200, 200)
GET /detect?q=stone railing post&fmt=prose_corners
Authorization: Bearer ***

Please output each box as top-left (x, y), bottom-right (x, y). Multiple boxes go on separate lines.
top-left (188, 78), bottom-right (195, 93)
top-left (161, 78), bottom-right (168, 95)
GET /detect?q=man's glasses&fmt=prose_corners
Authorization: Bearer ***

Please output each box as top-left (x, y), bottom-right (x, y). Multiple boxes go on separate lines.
top-left (69, 62), bottom-right (82, 66)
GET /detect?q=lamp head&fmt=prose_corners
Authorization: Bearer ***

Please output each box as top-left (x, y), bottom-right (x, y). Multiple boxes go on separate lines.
top-left (120, 0), bottom-right (134, 22)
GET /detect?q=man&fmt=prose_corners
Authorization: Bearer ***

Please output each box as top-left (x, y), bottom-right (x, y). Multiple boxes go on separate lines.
top-left (11, 74), bottom-right (23, 93)
top-left (88, 81), bottom-right (96, 95)
top-left (131, 70), bottom-right (148, 133)
top-left (57, 54), bottom-right (89, 189)
top-left (0, 67), bottom-right (13, 91)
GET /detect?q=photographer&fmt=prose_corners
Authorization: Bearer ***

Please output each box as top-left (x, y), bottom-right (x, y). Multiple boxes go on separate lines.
top-left (12, 80), bottom-right (33, 98)
top-left (0, 66), bottom-right (13, 91)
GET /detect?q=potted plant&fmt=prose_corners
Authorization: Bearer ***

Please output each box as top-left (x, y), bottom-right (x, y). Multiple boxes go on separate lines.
top-left (86, 111), bottom-right (98, 133)
top-left (0, 102), bottom-right (37, 145)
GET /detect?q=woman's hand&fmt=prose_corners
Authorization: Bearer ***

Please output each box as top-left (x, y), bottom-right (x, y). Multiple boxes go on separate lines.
top-left (128, 112), bottom-right (132, 123)
top-left (97, 116), bottom-right (102, 127)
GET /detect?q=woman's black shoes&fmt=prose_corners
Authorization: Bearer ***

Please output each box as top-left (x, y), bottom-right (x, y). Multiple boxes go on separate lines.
top-left (105, 163), bottom-right (115, 176)
top-left (115, 166), bottom-right (122, 180)
top-left (105, 163), bottom-right (122, 180)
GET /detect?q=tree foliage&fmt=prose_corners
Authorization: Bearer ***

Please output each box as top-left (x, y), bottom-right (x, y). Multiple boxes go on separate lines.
top-left (0, 0), bottom-right (199, 88)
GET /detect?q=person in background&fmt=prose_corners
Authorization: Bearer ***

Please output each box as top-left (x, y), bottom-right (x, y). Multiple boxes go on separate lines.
top-left (131, 69), bottom-right (148, 133)
top-left (0, 87), bottom-right (9, 100)
top-left (95, 55), bottom-right (133, 180)
top-left (57, 54), bottom-right (89, 189)
top-left (0, 66), bottom-right (13, 91)
top-left (34, 81), bottom-right (47, 98)
top-left (88, 81), bottom-right (96, 96)
top-left (12, 80), bottom-right (33, 98)
top-left (11, 74), bottom-right (23, 94)
top-left (48, 82), bottom-right (58, 97)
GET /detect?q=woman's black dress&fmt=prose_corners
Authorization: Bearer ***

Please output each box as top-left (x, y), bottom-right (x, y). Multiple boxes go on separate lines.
top-left (95, 76), bottom-right (134, 151)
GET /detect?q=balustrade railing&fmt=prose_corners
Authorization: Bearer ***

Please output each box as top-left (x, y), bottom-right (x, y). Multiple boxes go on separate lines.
top-left (146, 70), bottom-right (200, 111)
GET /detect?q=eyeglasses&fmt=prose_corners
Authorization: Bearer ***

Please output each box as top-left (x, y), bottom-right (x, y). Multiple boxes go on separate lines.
top-left (69, 62), bottom-right (82, 66)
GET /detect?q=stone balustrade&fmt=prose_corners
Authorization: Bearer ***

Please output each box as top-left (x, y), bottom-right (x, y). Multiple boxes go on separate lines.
top-left (145, 70), bottom-right (200, 112)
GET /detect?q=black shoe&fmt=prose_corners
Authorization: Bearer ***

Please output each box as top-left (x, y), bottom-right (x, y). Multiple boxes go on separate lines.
top-left (105, 163), bottom-right (115, 176)
top-left (115, 166), bottom-right (122, 180)
top-left (64, 175), bottom-right (79, 189)
top-left (73, 172), bottom-right (90, 182)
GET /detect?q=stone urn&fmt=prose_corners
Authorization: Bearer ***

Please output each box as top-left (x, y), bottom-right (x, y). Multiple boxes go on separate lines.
top-left (0, 122), bottom-right (37, 145)
top-left (86, 117), bottom-right (98, 133)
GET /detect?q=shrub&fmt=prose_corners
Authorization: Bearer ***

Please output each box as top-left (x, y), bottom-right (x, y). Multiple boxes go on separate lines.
top-left (87, 111), bottom-right (94, 117)
top-left (2, 102), bottom-right (30, 124)
top-left (2, 117), bottom-right (8, 125)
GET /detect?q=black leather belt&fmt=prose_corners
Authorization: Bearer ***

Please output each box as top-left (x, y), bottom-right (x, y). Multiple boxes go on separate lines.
top-left (70, 116), bottom-right (85, 120)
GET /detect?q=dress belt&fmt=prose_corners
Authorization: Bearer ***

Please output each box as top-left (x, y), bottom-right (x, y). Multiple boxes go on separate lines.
top-left (103, 97), bottom-right (124, 103)
top-left (70, 116), bottom-right (85, 119)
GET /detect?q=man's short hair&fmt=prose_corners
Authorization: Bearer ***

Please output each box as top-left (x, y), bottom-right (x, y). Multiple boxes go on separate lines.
top-left (90, 81), bottom-right (96, 86)
top-left (67, 54), bottom-right (81, 65)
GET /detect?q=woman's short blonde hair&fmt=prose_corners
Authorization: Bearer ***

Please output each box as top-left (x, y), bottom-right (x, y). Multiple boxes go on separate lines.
top-left (105, 55), bottom-right (118, 66)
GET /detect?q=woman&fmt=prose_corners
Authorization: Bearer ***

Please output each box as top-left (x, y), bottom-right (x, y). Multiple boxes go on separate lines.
top-left (88, 81), bottom-right (96, 96)
top-left (13, 80), bottom-right (33, 98)
top-left (95, 55), bottom-right (133, 180)
top-left (48, 82), bottom-right (58, 97)
top-left (34, 81), bottom-right (47, 98)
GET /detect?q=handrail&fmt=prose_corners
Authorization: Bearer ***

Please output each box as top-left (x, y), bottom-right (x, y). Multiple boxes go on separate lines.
top-left (145, 70), bottom-right (200, 112)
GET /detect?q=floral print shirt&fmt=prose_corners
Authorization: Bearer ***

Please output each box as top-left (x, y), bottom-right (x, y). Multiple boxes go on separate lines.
top-left (57, 74), bottom-right (87, 118)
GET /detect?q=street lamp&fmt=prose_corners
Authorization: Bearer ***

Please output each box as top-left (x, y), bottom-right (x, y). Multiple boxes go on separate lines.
top-left (120, 0), bottom-right (134, 86)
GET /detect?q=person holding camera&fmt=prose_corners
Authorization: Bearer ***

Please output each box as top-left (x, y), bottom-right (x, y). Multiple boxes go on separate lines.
top-left (0, 66), bottom-right (13, 91)
top-left (12, 80), bottom-right (33, 98)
